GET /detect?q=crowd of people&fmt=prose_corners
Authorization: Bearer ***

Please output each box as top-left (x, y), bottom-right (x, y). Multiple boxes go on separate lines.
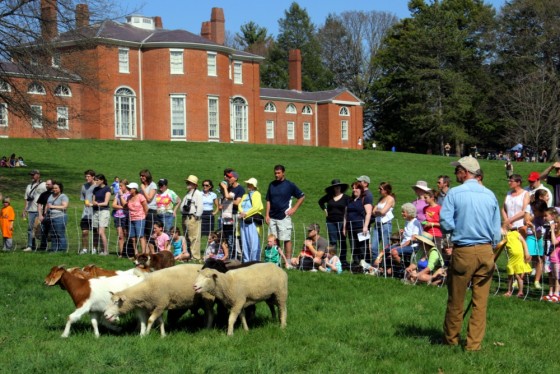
top-left (0, 153), bottom-right (27, 168)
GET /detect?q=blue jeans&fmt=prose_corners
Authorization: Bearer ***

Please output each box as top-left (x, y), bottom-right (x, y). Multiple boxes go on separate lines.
top-left (157, 213), bottom-right (175, 233)
top-left (326, 221), bottom-right (347, 264)
top-left (27, 211), bottom-right (38, 248)
top-left (49, 215), bottom-right (68, 252)
top-left (371, 221), bottom-right (392, 259)
top-left (347, 221), bottom-right (369, 264)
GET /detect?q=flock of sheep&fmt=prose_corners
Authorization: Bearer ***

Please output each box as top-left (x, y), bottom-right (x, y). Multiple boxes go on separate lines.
top-left (44, 257), bottom-right (288, 337)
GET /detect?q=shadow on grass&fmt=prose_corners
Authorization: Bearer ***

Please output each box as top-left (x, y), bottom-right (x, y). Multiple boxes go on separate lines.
top-left (394, 323), bottom-right (444, 345)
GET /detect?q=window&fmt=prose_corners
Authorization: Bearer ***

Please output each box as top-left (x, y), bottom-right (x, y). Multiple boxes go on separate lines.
top-left (264, 102), bottom-right (276, 112)
top-left (303, 122), bottom-right (311, 140)
top-left (52, 53), bottom-right (61, 67)
top-left (302, 105), bottom-right (312, 115)
top-left (208, 96), bottom-right (219, 139)
top-left (287, 121), bottom-right (295, 140)
top-left (31, 105), bottom-right (42, 128)
top-left (266, 120), bottom-right (274, 139)
top-left (339, 106), bottom-right (350, 116)
top-left (207, 52), bottom-right (217, 76)
top-left (170, 95), bottom-right (186, 137)
top-left (119, 48), bottom-right (129, 73)
top-left (170, 49), bottom-right (184, 74)
top-left (231, 97), bottom-right (248, 141)
top-left (28, 82), bottom-right (45, 95)
top-left (233, 61), bottom-right (242, 84)
top-left (0, 80), bottom-right (11, 92)
top-left (286, 104), bottom-right (297, 114)
top-left (341, 120), bottom-right (348, 140)
top-left (57, 107), bottom-right (69, 129)
top-left (54, 85), bottom-right (71, 97)
top-left (0, 104), bottom-right (7, 127)
top-left (114, 87), bottom-right (136, 137)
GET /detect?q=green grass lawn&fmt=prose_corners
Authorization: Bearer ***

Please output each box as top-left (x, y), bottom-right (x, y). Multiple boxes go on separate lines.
top-left (0, 138), bottom-right (559, 373)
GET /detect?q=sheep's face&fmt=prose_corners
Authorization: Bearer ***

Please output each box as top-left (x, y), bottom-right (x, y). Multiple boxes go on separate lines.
top-left (104, 293), bottom-right (125, 322)
top-left (193, 269), bottom-right (218, 294)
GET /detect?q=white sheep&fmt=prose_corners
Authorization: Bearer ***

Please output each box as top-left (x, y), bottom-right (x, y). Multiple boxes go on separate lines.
top-left (193, 262), bottom-right (288, 336)
top-left (104, 264), bottom-right (214, 337)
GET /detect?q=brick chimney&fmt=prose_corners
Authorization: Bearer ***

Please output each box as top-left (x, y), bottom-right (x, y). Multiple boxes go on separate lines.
top-left (75, 4), bottom-right (89, 28)
top-left (153, 16), bottom-right (163, 29)
top-left (201, 21), bottom-right (211, 40)
top-left (210, 7), bottom-right (225, 45)
top-left (288, 49), bottom-right (302, 91)
top-left (41, 0), bottom-right (58, 41)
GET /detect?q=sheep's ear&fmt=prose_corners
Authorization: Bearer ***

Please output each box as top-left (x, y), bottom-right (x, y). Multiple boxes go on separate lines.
top-left (212, 273), bottom-right (218, 281)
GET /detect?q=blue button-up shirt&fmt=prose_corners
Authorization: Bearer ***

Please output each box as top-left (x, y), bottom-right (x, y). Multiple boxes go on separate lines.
top-left (440, 179), bottom-right (502, 246)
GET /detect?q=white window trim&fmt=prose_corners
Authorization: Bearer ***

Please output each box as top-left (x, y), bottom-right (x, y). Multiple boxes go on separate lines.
top-left (52, 53), bottom-right (61, 68)
top-left (54, 85), bottom-right (72, 97)
top-left (266, 120), bottom-right (274, 139)
top-left (0, 80), bottom-right (11, 92)
top-left (339, 106), bottom-right (350, 116)
top-left (287, 121), bottom-right (295, 140)
top-left (264, 102), bottom-right (276, 112)
top-left (56, 106), bottom-right (69, 129)
top-left (114, 86), bottom-right (136, 138)
top-left (341, 120), bottom-right (349, 140)
top-left (170, 49), bottom-right (184, 75)
top-left (170, 94), bottom-right (187, 138)
top-left (233, 61), bottom-right (242, 84)
top-left (208, 96), bottom-right (219, 139)
top-left (119, 48), bottom-right (130, 74)
top-left (28, 83), bottom-right (46, 95)
top-left (230, 96), bottom-right (248, 142)
top-left (0, 103), bottom-right (8, 127)
top-left (207, 52), bottom-right (217, 77)
top-left (302, 105), bottom-right (312, 115)
top-left (286, 104), bottom-right (297, 114)
top-left (31, 105), bottom-right (43, 128)
top-left (303, 122), bottom-right (311, 140)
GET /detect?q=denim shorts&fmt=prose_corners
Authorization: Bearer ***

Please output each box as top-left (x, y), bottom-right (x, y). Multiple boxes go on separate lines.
top-left (129, 219), bottom-right (146, 238)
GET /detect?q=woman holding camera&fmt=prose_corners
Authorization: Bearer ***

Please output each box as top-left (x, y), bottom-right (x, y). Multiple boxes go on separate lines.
top-left (181, 175), bottom-right (203, 261)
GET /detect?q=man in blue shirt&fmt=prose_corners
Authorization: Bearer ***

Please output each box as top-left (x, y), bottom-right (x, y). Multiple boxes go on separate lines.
top-left (265, 165), bottom-right (305, 267)
top-left (440, 156), bottom-right (501, 352)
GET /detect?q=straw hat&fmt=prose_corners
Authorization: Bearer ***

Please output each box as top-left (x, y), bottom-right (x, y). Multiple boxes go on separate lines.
top-left (412, 180), bottom-right (430, 192)
top-left (415, 232), bottom-right (436, 247)
top-left (185, 175), bottom-right (199, 185)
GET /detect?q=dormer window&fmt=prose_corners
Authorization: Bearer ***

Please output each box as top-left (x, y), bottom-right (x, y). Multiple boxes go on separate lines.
top-left (28, 82), bottom-right (46, 95)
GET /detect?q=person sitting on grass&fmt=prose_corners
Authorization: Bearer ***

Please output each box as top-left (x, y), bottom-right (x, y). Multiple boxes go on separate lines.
top-left (503, 224), bottom-right (532, 298)
top-left (319, 246), bottom-right (342, 274)
top-left (403, 232), bottom-right (445, 285)
top-left (264, 234), bottom-right (287, 267)
top-left (291, 223), bottom-right (328, 271)
top-left (169, 226), bottom-right (190, 262)
top-left (149, 221), bottom-right (170, 254)
top-left (203, 231), bottom-right (228, 261)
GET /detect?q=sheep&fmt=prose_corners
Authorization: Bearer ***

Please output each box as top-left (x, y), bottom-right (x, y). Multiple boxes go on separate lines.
top-left (44, 265), bottom-right (145, 338)
top-left (104, 264), bottom-right (214, 337)
top-left (193, 262), bottom-right (288, 336)
top-left (81, 264), bottom-right (148, 278)
top-left (134, 251), bottom-right (175, 271)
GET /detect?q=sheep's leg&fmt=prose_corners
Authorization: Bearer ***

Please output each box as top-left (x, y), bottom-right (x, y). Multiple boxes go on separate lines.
top-left (137, 309), bottom-right (148, 336)
top-left (227, 304), bottom-right (244, 336)
top-left (279, 300), bottom-right (287, 329)
top-left (146, 308), bottom-right (164, 336)
top-left (61, 303), bottom-right (91, 338)
top-left (90, 315), bottom-right (100, 338)
top-left (239, 309), bottom-right (249, 331)
top-left (157, 316), bottom-right (166, 337)
top-left (266, 298), bottom-right (277, 320)
top-left (203, 299), bottom-right (215, 329)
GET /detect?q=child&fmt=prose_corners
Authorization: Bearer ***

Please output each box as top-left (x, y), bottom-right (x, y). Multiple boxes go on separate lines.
top-left (545, 209), bottom-right (560, 302)
top-left (204, 232), bottom-right (228, 261)
top-left (264, 234), bottom-right (287, 266)
top-left (422, 190), bottom-right (442, 249)
top-left (149, 221), bottom-right (169, 254)
top-left (111, 177), bottom-right (120, 195)
top-left (503, 225), bottom-right (532, 298)
top-left (524, 199), bottom-right (547, 290)
top-left (319, 246), bottom-right (342, 274)
top-left (0, 197), bottom-right (15, 251)
top-left (168, 226), bottom-right (190, 262)
top-left (403, 232), bottom-right (444, 285)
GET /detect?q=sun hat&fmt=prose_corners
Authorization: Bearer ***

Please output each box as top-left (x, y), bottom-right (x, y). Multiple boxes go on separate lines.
top-left (356, 175), bottom-right (370, 184)
top-left (126, 182), bottom-right (139, 190)
top-left (325, 179), bottom-right (349, 194)
top-left (306, 223), bottom-right (320, 232)
top-left (415, 232), bottom-right (436, 247)
top-left (185, 175), bottom-right (199, 185)
top-left (450, 156), bottom-right (480, 175)
top-left (412, 181), bottom-right (430, 192)
top-left (528, 172), bottom-right (540, 182)
top-left (244, 177), bottom-right (258, 188)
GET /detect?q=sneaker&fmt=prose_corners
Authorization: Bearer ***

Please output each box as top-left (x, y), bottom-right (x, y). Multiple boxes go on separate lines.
top-left (531, 268), bottom-right (536, 276)
top-left (310, 269), bottom-right (318, 272)
top-left (80, 248), bottom-right (88, 255)
top-left (534, 281), bottom-right (542, 290)
top-left (285, 263), bottom-right (294, 270)
top-left (366, 268), bottom-right (379, 276)
top-left (512, 280), bottom-right (518, 289)
top-left (23, 247), bottom-right (33, 252)
top-left (91, 248), bottom-right (97, 255)
top-left (543, 295), bottom-right (552, 301)
top-left (99, 252), bottom-right (108, 256)
top-left (360, 259), bottom-right (371, 271)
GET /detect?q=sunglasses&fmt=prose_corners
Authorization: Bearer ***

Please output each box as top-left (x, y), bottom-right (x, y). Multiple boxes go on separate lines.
top-left (203, 184), bottom-right (210, 187)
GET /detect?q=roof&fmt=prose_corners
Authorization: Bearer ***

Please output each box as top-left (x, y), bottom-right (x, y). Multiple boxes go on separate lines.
top-left (260, 88), bottom-right (363, 105)
top-left (0, 61), bottom-right (81, 81)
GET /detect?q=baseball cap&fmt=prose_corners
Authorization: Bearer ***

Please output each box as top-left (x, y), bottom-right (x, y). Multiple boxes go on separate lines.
top-left (157, 178), bottom-right (168, 186)
top-left (306, 223), bottom-right (320, 232)
top-left (356, 175), bottom-right (370, 184)
top-left (528, 172), bottom-right (540, 182)
top-left (126, 182), bottom-right (139, 189)
top-left (29, 169), bottom-right (40, 175)
top-left (450, 156), bottom-right (480, 174)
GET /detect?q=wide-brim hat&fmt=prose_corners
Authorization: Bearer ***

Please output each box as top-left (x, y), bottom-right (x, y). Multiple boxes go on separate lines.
top-left (185, 175), bottom-right (199, 185)
top-left (325, 179), bottom-right (348, 194)
top-left (415, 232), bottom-right (436, 247)
top-left (412, 180), bottom-right (430, 192)
top-left (244, 177), bottom-right (258, 188)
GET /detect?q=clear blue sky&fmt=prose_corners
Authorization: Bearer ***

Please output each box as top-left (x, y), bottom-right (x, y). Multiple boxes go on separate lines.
top-left (119, 0), bottom-right (507, 37)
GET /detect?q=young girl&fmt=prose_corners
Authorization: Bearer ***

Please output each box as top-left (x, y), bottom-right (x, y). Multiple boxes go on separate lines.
top-left (319, 246), bottom-right (342, 274)
top-left (264, 234), bottom-right (287, 266)
top-left (524, 199), bottom-right (547, 289)
top-left (422, 190), bottom-right (442, 249)
top-left (404, 232), bottom-right (444, 285)
top-left (168, 226), bottom-right (190, 262)
top-left (149, 221), bottom-right (169, 253)
top-left (545, 209), bottom-right (560, 302)
top-left (503, 225), bottom-right (532, 298)
top-left (204, 232), bottom-right (228, 261)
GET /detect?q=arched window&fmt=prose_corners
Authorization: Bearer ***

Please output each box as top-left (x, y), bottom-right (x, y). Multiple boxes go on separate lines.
top-left (286, 104), bottom-right (297, 114)
top-left (264, 102), bottom-right (276, 112)
top-left (114, 87), bottom-right (136, 137)
top-left (0, 80), bottom-right (11, 92)
top-left (28, 82), bottom-right (46, 95)
top-left (54, 85), bottom-right (72, 97)
top-left (302, 105), bottom-right (312, 115)
top-left (231, 97), bottom-right (248, 141)
top-left (339, 106), bottom-right (350, 116)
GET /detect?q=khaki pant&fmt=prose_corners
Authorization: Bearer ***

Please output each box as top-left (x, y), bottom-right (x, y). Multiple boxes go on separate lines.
top-left (443, 244), bottom-right (494, 351)
top-left (183, 216), bottom-right (201, 260)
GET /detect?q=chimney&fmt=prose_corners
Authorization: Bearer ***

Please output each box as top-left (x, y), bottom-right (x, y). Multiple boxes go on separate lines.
top-left (154, 16), bottom-right (163, 29)
top-left (288, 49), bottom-right (302, 91)
top-left (41, 0), bottom-right (58, 41)
top-left (210, 7), bottom-right (225, 45)
top-left (75, 4), bottom-right (90, 28)
top-left (201, 21), bottom-right (211, 40)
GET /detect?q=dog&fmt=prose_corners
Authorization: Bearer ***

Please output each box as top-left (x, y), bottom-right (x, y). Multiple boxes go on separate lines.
top-left (134, 251), bottom-right (175, 271)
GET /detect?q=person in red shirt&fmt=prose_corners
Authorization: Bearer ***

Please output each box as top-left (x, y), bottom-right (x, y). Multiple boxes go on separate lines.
top-left (422, 189), bottom-right (442, 249)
